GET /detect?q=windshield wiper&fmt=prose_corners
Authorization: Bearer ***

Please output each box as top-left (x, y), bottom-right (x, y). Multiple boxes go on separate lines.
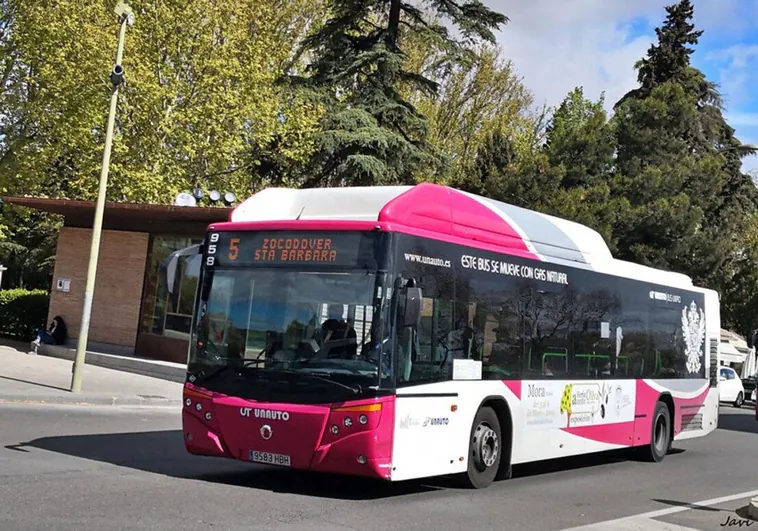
top-left (193, 356), bottom-right (272, 382)
top-left (256, 368), bottom-right (361, 395)
top-left (192, 361), bottom-right (361, 395)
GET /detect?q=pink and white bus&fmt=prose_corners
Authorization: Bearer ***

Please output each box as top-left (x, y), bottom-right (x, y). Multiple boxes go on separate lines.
top-left (179, 183), bottom-right (720, 488)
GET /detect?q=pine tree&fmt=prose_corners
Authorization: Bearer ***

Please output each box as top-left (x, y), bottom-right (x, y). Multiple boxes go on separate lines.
top-left (290, 0), bottom-right (509, 186)
top-left (610, 0), bottom-right (758, 330)
top-left (616, 0), bottom-right (720, 112)
top-left (636, 0), bottom-right (701, 91)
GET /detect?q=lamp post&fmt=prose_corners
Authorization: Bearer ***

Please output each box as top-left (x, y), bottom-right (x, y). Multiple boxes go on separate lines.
top-left (70, 1), bottom-right (135, 393)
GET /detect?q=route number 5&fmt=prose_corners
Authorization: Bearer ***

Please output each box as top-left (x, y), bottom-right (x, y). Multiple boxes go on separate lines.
top-left (229, 238), bottom-right (240, 260)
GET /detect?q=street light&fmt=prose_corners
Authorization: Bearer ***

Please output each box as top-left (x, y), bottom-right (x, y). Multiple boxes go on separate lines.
top-left (70, 1), bottom-right (135, 393)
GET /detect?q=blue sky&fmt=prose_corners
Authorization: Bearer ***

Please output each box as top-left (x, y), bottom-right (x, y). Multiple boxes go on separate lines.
top-left (488, 0), bottom-right (758, 174)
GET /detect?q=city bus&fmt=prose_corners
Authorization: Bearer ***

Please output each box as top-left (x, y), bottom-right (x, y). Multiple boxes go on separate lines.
top-left (175, 183), bottom-right (720, 489)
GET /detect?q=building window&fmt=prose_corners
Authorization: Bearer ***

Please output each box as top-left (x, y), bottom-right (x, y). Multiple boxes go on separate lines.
top-left (140, 235), bottom-right (202, 339)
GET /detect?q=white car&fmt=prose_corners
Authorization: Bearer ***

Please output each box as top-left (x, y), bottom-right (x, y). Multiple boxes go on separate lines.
top-left (719, 367), bottom-right (746, 407)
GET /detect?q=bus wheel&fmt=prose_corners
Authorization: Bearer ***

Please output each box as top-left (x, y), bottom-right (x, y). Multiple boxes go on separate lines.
top-left (642, 401), bottom-right (671, 463)
top-left (461, 406), bottom-right (501, 489)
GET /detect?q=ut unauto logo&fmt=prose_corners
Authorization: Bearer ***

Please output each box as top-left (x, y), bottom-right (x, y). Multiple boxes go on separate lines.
top-left (240, 407), bottom-right (290, 421)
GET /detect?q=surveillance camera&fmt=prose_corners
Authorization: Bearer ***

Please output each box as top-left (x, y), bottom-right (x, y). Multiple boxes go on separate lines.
top-left (110, 64), bottom-right (124, 86)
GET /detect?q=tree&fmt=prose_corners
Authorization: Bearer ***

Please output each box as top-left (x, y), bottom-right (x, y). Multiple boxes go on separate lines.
top-left (0, 205), bottom-right (57, 290)
top-left (0, 0), bottom-right (325, 203)
top-left (409, 45), bottom-right (539, 184)
top-left (543, 87), bottom-right (614, 189)
top-left (610, 0), bottom-right (758, 319)
top-left (291, 0), bottom-right (509, 186)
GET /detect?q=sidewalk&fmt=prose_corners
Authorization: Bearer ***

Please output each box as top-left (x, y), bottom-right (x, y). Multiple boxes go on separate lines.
top-left (0, 341), bottom-right (184, 407)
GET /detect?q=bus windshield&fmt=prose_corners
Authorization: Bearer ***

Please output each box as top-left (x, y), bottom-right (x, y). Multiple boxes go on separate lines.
top-left (188, 268), bottom-right (390, 403)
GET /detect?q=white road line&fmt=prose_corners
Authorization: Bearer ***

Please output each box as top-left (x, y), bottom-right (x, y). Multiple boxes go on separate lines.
top-left (559, 489), bottom-right (758, 531)
top-left (633, 489), bottom-right (758, 519)
top-left (559, 517), bottom-right (702, 530)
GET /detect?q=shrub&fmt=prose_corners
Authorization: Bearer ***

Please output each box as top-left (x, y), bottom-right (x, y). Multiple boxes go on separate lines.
top-left (0, 289), bottom-right (50, 340)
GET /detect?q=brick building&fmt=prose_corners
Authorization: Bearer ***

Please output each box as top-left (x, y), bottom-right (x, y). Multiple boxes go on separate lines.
top-left (3, 196), bottom-right (230, 363)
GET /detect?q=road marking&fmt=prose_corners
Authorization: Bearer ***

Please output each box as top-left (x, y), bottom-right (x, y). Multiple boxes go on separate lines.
top-left (560, 517), bottom-right (702, 530)
top-left (635, 489), bottom-right (758, 519)
top-left (559, 489), bottom-right (758, 530)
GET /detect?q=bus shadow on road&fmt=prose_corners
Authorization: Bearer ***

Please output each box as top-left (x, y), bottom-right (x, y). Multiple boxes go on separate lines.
top-left (511, 447), bottom-right (684, 480)
top-left (16, 429), bottom-right (687, 500)
top-left (18, 429), bottom-right (453, 500)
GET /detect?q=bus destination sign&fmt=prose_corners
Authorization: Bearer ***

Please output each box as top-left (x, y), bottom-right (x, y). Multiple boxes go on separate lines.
top-left (205, 230), bottom-right (380, 269)
top-left (254, 236), bottom-right (337, 263)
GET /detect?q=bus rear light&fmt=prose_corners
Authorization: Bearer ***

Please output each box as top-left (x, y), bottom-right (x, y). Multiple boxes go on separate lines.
top-left (451, 404), bottom-right (458, 412)
top-left (358, 415), bottom-right (368, 425)
top-left (344, 417), bottom-right (353, 427)
top-left (205, 412), bottom-right (212, 421)
top-left (331, 425), bottom-right (339, 435)
top-left (357, 455), bottom-right (367, 464)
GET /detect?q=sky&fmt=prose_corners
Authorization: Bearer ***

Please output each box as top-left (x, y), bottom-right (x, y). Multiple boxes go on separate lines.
top-left (487, 0), bottom-right (758, 174)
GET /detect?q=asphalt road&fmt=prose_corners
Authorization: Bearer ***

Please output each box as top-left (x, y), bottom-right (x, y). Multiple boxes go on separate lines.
top-left (0, 403), bottom-right (756, 531)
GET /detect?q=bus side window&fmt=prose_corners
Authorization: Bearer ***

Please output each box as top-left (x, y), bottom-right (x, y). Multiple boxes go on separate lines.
top-left (400, 277), bottom-right (454, 385)
top-left (650, 306), bottom-right (683, 378)
top-left (464, 275), bottom-right (524, 380)
top-left (524, 286), bottom-right (572, 379)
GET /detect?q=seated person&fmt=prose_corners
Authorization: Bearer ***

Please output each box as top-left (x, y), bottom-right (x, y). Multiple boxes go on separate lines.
top-left (320, 305), bottom-right (357, 358)
top-left (30, 315), bottom-right (67, 354)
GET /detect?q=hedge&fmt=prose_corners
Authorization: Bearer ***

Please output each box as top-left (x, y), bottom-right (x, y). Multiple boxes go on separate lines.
top-left (0, 289), bottom-right (50, 341)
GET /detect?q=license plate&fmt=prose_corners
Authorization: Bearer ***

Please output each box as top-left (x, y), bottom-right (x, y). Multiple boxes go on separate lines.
top-left (248, 450), bottom-right (291, 467)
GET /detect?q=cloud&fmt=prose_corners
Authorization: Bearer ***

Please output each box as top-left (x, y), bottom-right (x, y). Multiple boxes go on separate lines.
top-left (484, 0), bottom-right (758, 173)
top-left (488, 0), bottom-right (665, 112)
top-left (704, 44), bottom-right (758, 110)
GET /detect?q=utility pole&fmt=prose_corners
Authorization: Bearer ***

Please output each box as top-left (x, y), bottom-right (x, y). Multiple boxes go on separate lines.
top-left (70, 1), bottom-right (135, 393)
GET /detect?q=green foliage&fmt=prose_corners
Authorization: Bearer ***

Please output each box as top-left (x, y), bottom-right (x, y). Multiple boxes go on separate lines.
top-left (544, 87), bottom-right (614, 188)
top-left (607, 0), bottom-right (758, 331)
top-left (292, 0), bottom-right (509, 186)
top-left (0, 0), bottom-right (326, 203)
top-left (0, 288), bottom-right (49, 340)
top-left (0, 205), bottom-right (58, 290)
top-left (410, 44), bottom-right (540, 184)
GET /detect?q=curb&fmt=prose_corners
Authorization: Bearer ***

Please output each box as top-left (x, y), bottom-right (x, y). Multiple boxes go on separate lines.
top-left (749, 496), bottom-right (758, 521)
top-left (0, 394), bottom-right (182, 408)
top-left (37, 345), bottom-right (186, 383)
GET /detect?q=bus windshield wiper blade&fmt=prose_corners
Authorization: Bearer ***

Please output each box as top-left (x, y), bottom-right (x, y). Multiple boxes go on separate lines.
top-left (195, 358), bottom-right (263, 383)
top-left (257, 369), bottom-right (360, 394)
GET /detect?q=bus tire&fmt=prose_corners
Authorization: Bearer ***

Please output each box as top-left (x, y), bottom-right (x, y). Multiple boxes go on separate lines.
top-left (461, 406), bottom-right (501, 489)
top-left (642, 401), bottom-right (671, 463)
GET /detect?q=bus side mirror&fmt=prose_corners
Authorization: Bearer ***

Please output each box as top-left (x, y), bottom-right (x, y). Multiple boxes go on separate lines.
top-left (401, 287), bottom-right (422, 327)
top-left (161, 243), bottom-right (202, 294)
